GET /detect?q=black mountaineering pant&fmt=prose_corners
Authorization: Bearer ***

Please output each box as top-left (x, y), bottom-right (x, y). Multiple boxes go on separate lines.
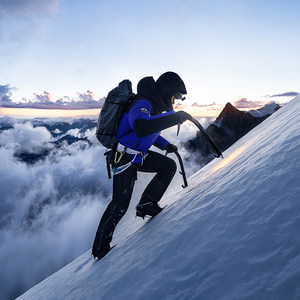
top-left (92, 150), bottom-right (177, 253)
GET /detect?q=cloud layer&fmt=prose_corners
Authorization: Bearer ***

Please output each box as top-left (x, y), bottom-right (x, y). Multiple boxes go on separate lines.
top-left (0, 84), bottom-right (105, 110)
top-left (0, 0), bottom-right (59, 16)
top-left (234, 93), bottom-right (298, 109)
top-left (0, 120), bottom-right (111, 299)
top-left (234, 98), bottom-right (265, 109)
top-left (269, 91), bottom-right (299, 98)
top-left (0, 116), bottom-right (209, 299)
top-left (0, 84), bottom-right (14, 103)
top-left (0, 122), bottom-right (53, 153)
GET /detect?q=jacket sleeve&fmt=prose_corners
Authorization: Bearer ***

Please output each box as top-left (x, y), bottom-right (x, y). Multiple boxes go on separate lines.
top-left (153, 135), bottom-right (170, 150)
top-left (128, 100), bottom-right (179, 138)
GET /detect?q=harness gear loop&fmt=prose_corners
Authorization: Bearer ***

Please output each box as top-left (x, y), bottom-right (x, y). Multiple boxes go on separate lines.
top-left (104, 150), bottom-right (112, 179)
top-left (107, 143), bottom-right (148, 176)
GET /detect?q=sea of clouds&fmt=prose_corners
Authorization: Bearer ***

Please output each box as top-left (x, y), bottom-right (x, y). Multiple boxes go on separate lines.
top-left (0, 116), bottom-right (211, 299)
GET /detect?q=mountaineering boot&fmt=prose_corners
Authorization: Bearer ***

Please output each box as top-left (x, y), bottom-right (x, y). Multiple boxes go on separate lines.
top-left (136, 198), bottom-right (163, 219)
top-left (92, 230), bottom-right (114, 261)
top-left (92, 244), bottom-right (113, 260)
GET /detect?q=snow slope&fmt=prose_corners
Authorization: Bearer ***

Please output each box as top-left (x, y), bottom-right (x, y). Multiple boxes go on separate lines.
top-left (18, 97), bottom-right (300, 300)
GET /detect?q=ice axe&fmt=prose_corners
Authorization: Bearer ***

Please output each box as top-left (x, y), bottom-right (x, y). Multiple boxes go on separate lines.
top-left (189, 118), bottom-right (224, 159)
top-left (166, 149), bottom-right (188, 188)
top-left (174, 150), bottom-right (188, 188)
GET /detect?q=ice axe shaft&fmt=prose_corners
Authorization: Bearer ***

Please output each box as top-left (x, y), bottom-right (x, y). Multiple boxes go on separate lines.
top-left (174, 151), bottom-right (188, 188)
top-left (165, 150), bottom-right (188, 188)
top-left (189, 118), bottom-right (224, 158)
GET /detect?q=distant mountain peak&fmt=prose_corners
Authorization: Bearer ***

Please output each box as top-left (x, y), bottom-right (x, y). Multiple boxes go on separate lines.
top-left (222, 102), bottom-right (238, 113)
top-left (249, 102), bottom-right (281, 117)
top-left (216, 102), bottom-right (247, 123)
top-left (185, 101), bottom-right (277, 166)
top-left (224, 102), bottom-right (236, 110)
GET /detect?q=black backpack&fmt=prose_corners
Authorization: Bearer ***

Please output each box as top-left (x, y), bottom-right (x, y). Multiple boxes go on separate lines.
top-left (96, 80), bottom-right (135, 149)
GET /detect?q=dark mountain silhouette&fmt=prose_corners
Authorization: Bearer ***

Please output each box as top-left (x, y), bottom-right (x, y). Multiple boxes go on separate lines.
top-left (13, 135), bottom-right (92, 164)
top-left (183, 102), bottom-right (280, 165)
top-left (42, 119), bottom-right (97, 137)
top-left (14, 149), bottom-right (52, 165)
top-left (11, 119), bottom-right (96, 164)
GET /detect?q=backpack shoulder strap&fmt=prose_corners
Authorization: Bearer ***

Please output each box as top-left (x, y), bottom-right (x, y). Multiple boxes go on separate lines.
top-left (125, 94), bottom-right (153, 114)
top-left (125, 94), bottom-right (141, 113)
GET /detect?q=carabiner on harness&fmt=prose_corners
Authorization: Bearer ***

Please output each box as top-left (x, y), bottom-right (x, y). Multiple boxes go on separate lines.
top-left (114, 150), bottom-right (123, 164)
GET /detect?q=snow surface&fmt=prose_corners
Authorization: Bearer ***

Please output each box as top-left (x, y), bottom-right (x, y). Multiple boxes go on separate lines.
top-left (18, 96), bottom-right (300, 300)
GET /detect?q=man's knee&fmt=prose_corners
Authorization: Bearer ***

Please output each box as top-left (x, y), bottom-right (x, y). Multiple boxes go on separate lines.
top-left (164, 157), bottom-right (177, 176)
top-left (110, 198), bottom-right (130, 216)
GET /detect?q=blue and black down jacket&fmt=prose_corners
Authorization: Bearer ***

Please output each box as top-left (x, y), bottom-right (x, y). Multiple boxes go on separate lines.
top-left (116, 99), bottom-right (174, 163)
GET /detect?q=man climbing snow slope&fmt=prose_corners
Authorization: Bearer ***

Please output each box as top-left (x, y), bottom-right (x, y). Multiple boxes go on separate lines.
top-left (92, 72), bottom-right (192, 260)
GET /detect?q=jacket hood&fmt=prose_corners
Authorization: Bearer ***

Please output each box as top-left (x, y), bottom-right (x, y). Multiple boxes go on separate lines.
top-left (156, 71), bottom-right (187, 108)
top-left (137, 76), bottom-right (172, 114)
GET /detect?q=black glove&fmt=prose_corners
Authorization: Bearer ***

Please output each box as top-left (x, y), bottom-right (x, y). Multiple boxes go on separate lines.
top-left (176, 111), bottom-right (192, 124)
top-left (165, 143), bottom-right (178, 153)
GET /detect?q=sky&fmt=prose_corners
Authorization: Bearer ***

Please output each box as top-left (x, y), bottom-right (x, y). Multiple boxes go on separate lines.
top-left (0, 0), bottom-right (300, 117)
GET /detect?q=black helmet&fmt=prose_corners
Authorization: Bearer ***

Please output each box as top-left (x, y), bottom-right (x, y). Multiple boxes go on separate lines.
top-left (156, 71), bottom-right (187, 110)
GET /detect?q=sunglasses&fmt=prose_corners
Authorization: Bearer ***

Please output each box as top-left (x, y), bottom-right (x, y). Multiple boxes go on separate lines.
top-left (174, 92), bottom-right (186, 101)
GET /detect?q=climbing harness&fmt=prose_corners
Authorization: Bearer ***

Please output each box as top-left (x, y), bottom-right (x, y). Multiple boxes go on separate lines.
top-left (106, 143), bottom-right (148, 177)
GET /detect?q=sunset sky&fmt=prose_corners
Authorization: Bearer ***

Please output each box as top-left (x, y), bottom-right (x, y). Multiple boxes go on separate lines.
top-left (0, 0), bottom-right (299, 118)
